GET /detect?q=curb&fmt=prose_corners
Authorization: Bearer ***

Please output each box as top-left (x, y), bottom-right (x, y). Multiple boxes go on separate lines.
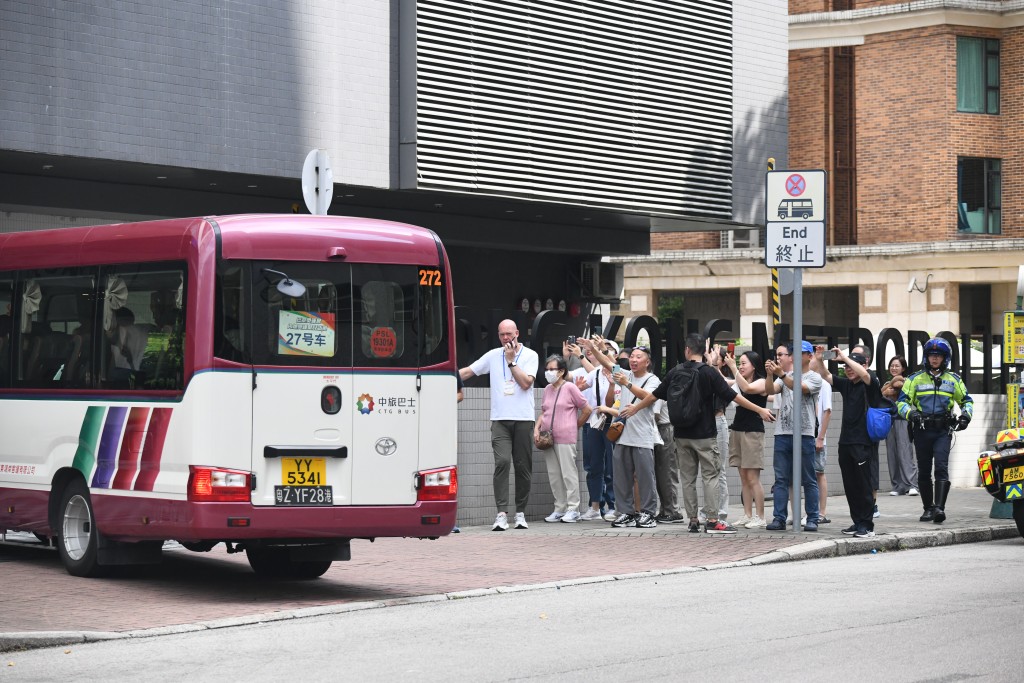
top-left (1, 523), bottom-right (1018, 654)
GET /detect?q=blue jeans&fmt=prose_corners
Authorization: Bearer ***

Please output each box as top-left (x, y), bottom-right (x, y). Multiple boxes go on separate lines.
top-left (582, 423), bottom-right (615, 510)
top-left (772, 434), bottom-right (820, 523)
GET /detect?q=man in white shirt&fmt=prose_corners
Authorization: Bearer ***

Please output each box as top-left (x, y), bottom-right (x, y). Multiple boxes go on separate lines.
top-left (460, 319), bottom-right (539, 531)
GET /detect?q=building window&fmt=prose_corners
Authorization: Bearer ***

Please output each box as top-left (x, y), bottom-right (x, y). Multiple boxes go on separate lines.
top-left (956, 37), bottom-right (999, 114)
top-left (957, 158), bottom-right (1001, 234)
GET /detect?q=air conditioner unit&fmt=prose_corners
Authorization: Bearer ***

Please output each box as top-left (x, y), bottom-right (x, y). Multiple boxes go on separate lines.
top-left (721, 229), bottom-right (759, 249)
top-left (581, 262), bottom-right (623, 300)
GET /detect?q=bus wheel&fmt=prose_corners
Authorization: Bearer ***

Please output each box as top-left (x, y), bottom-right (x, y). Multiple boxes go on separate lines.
top-left (1014, 500), bottom-right (1024, 539)
top-left (57, 480), bottom-right (108, 577)
top-left (245, 547), bottom-right (333, 579)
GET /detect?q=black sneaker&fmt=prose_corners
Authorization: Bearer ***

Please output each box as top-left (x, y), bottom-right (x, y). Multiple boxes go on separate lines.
top-left (611, 513), bottom-right (638, 528)
top-left (817, 516), bottom-right (832, 524)
top-left (765, 518), bottom-right (786, 531)
top-left (656, 512), bottom-right (685, 524)
top-left (688, 520), bottom-right (701, 533)
top-left (841, 524), bottom-right (858, 535)
top-left (706, 520), bottom-right (738, 534)
top-left (635, 512), bottom-right (657, 528)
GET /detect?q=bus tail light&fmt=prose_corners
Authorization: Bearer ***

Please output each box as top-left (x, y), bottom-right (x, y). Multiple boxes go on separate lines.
top-left (188, 466), bottom-right (252, 503)
top-left (415, 466), bottom-right (457, 502)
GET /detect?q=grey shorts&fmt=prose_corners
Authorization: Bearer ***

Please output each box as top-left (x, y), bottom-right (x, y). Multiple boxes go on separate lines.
top-left (813, 447), bottom-right (827, 473)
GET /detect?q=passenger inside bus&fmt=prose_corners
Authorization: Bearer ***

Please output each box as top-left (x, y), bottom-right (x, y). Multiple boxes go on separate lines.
top-left (107, 306), bottom-right (148, 387)
top-left (65, 314), bottom-right (94, 387)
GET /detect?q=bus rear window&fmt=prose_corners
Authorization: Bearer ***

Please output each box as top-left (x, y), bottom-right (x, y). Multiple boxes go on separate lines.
top-left (246, 262), bottom-right (447, 368)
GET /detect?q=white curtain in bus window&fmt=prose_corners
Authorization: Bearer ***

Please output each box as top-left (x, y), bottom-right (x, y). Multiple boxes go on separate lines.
top-left (360, 280), bottom-right (404, 360)
top-left (103, 276), bottom-right (128, 331)
top-left (21, 280), bottom-right (40, 333)
top-left (277, 310), bottom-right (336, 357)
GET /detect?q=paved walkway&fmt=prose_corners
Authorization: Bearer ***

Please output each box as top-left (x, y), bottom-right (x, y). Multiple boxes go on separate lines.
top-left (1, 487), bottom-right (1019, 651)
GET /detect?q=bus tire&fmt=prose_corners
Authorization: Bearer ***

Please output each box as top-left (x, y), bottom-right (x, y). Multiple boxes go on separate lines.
top-left (245, 547), bottom-right (333, 579)
top-left (1014, 500), bottom-right (1024, 539)
top-left (56, 479), bottom-right (108, 578)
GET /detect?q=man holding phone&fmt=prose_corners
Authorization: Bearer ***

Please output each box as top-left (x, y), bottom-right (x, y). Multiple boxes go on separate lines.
top-left (460, 319), bottom-right (540, 531)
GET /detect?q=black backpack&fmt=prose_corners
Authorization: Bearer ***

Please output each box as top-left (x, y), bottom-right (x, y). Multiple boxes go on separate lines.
top-left (667, 362), bottom-right (704, 429)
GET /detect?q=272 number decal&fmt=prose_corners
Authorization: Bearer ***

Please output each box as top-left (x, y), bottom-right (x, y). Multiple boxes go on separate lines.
top-left (419, 268), bottom-right (442, 286)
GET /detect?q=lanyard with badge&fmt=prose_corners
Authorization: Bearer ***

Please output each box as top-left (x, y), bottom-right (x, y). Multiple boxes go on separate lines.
top-left (503, 347), bottom-right (523, 395)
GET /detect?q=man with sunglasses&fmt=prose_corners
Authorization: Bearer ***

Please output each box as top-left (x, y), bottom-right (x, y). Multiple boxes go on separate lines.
top-left (764, 341), bottom-right (822, 532)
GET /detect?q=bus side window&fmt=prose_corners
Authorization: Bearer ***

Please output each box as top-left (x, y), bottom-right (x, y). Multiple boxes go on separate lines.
top-left (103, 265), bottom-right (186, 390)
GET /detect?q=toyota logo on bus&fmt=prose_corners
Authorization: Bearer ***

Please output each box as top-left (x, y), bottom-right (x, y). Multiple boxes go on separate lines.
top-left (375, 437), bottom-right (397, 456)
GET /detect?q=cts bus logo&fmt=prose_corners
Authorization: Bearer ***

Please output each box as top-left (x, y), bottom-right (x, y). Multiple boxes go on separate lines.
top-left (356, 393), bottom-right (375, 414)
top-left (375, 437), bottom-right (397, 456)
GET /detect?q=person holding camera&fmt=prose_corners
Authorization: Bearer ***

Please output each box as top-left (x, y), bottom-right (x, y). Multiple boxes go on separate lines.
top-left (764, 341), bottom-right (822, 532)
top-left (573, 340), bottom-right (619, 521)
top-left (581, 339), bottom-right (661, 529)
top-left (896, 338), bottom-right (973, 524)
top-left (810, 345), bottom-right (879, 538)
top-left (460, 319), bottom-right (539, 531)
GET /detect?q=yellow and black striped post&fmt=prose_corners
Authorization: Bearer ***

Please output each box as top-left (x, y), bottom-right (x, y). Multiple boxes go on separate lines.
top-left (768, 157), bottom-right (779, 329)
top-left (771, 268), bottom-right (781, 328)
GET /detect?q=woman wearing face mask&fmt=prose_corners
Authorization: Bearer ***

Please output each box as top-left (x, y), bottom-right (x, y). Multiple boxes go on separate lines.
top-left (535, 355), bottom-right (592, 523)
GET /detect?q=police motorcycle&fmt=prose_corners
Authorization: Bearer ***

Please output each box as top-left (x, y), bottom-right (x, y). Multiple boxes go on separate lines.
top-left (977, 428), bottom-right (1024, 538)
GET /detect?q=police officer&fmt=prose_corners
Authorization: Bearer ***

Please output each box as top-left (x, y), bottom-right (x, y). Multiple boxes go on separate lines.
top-left (896, 338), bottom-right (973, 523)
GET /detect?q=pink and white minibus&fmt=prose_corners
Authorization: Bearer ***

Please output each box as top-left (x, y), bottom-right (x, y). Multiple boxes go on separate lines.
top-left (0, 214), bottom-right (458, 578)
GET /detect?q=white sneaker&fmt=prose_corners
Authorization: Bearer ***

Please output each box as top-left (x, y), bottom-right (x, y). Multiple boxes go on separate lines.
top-left (544, 511), bottom-right (565, 523)
top-left (801, 516), bottom-right (807, 527)
top-left (908, 488), bottom-right (919, 496)
top-left (745, 515), bottom-right (767, 529)
top-left (561, 510), bottom-right (580, 523)
top-left (603, 508), bottom-right (618, 522)
top-left (734, 514), bottom-right (752, 526)
top-left (514, 512), bottom-right (529, 529)
top-left (889, 490), bottom-right (900, 496)
top-left (579, 508), bottom-right (603, 521)
top-left (492, 512), bottom-right (509, 531)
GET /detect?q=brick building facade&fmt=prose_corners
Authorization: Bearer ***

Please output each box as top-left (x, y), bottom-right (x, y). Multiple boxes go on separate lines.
top-left (633, 1), bottom-right (1023, 361)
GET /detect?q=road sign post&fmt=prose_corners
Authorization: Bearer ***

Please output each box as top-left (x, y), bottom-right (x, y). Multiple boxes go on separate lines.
top-left (765, 168), bottom-right (827, 533)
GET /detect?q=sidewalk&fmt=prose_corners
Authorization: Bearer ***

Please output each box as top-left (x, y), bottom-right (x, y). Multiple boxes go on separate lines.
top-left (1, 487), bottom-right (1019, 652)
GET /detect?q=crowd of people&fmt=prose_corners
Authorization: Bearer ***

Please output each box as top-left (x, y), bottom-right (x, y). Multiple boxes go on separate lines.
top-left (460, 320), bottom-right (974, 536)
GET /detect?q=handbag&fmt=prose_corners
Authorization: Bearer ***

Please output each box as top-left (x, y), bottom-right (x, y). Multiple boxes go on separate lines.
top-left (606, 417), bottom-right (626, 442)
top-left (605, 375), bottom-right (650, 443)
top-left (536, 383), bottom-right (564, 450)
top-left (865, 380), bottom-right (895, 442)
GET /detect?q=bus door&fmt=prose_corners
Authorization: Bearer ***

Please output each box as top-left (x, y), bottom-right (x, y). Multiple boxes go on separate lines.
top-left (249, 263), bottom-right (356, 508)
top-left (346, 265), bottom-right (428, 505)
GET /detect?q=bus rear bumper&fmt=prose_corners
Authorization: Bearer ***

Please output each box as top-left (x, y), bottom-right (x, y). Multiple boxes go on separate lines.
top-left (92, 496), bottom-right (458, 543)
